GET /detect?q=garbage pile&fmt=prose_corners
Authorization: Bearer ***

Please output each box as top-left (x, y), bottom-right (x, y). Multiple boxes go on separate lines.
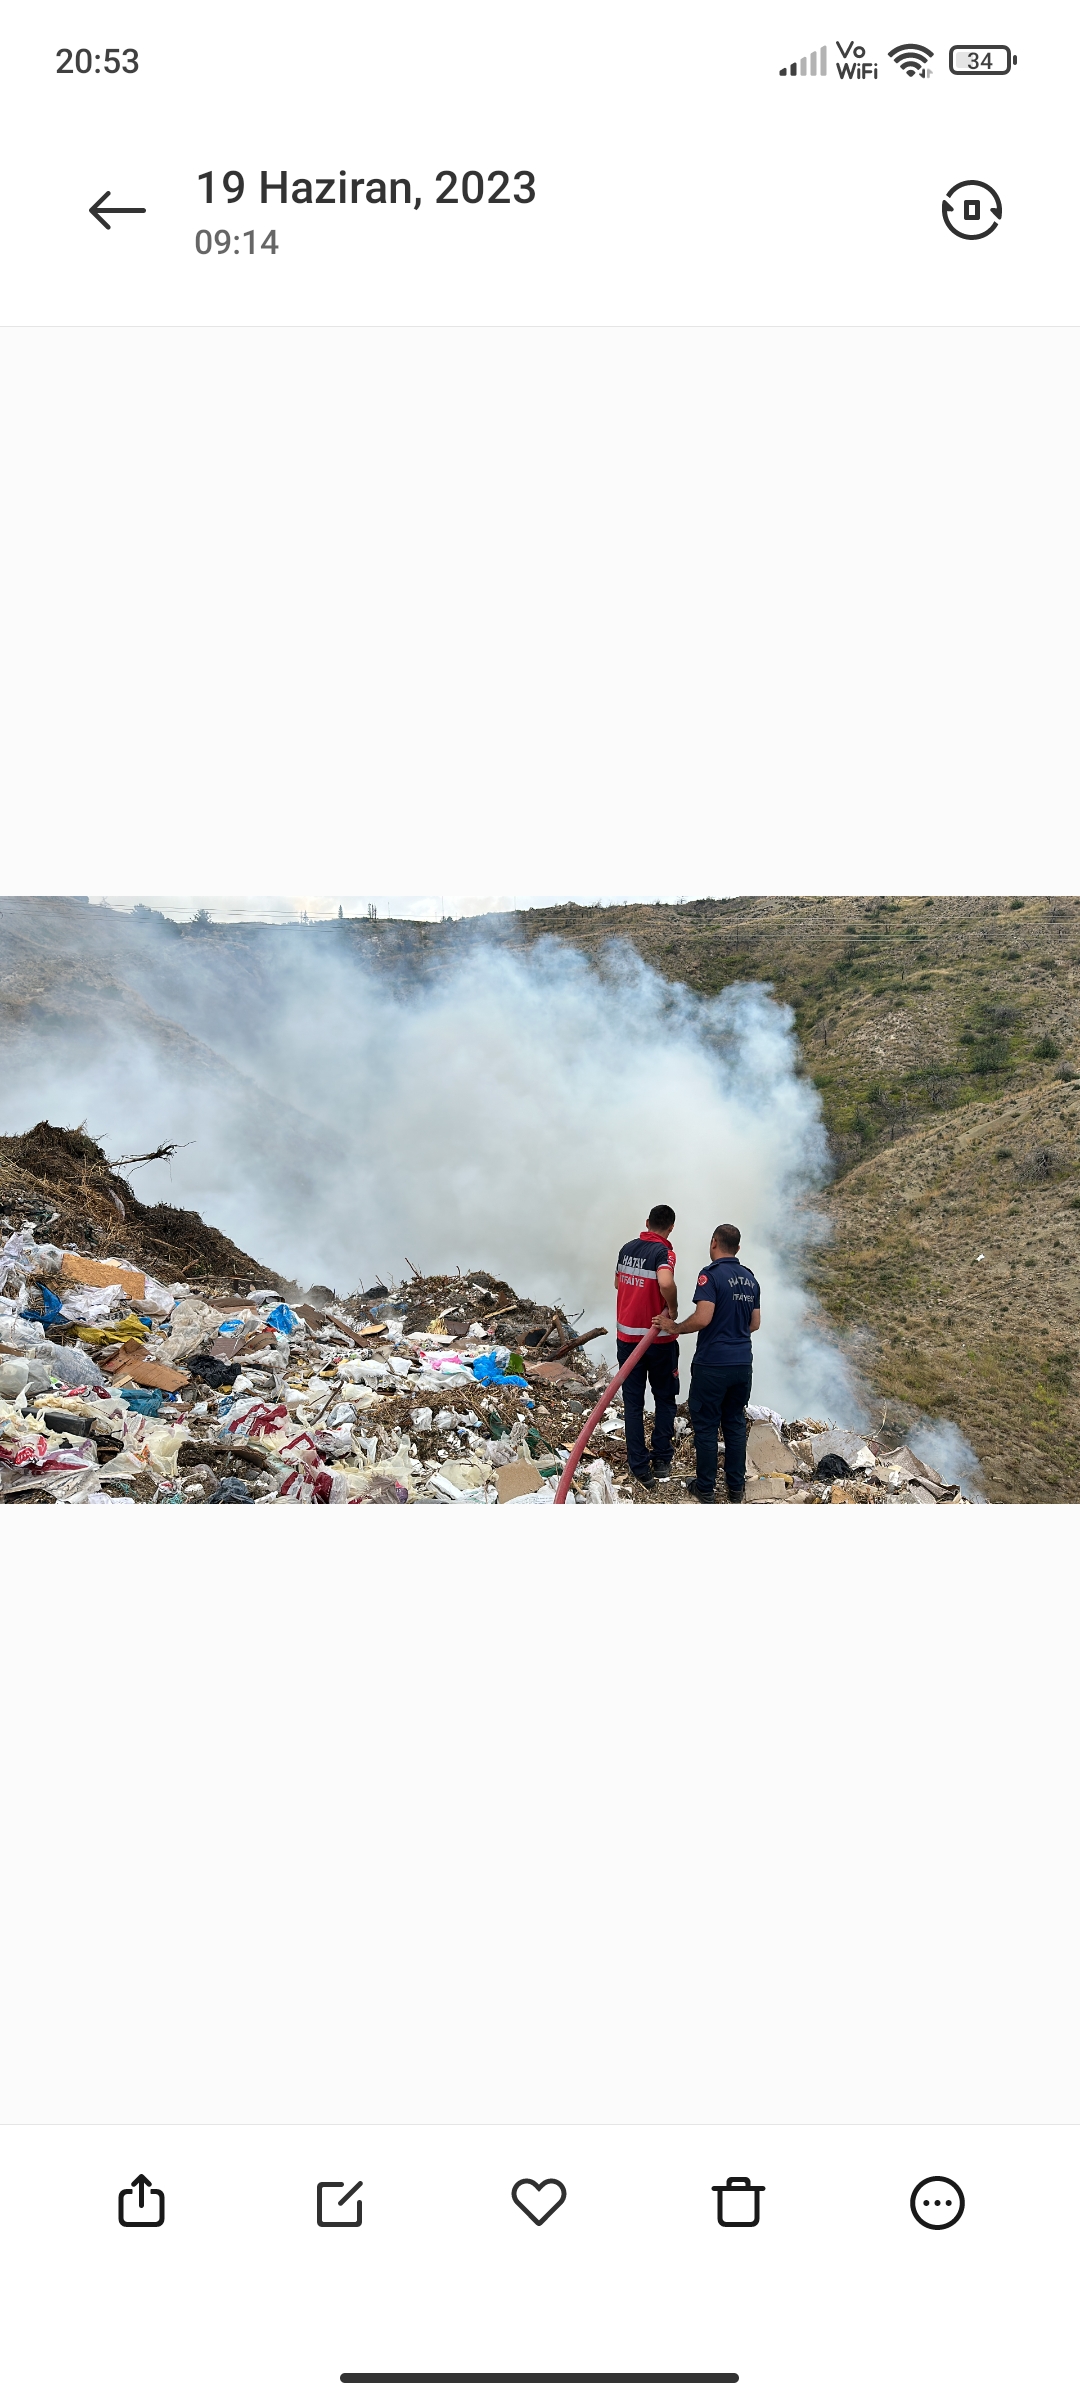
top-left (0, 1237), bottom-right (621, 1504)
top-left (0, 1202), bottom-right (973, 1507)
top-left (724, 1412), bottom-right (972, 1504)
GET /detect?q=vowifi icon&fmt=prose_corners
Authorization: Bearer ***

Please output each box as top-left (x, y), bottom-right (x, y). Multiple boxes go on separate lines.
top-left (835, 41), bottom-right (877, 78)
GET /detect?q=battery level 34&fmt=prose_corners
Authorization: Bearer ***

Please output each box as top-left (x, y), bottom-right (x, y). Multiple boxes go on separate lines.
top-left (949, 46), bottom-right (1017, 74)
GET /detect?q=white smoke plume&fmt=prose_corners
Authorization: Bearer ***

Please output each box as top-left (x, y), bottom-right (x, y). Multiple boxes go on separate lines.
top-left (1, 918), bottom-right (862, 1421)
top-left (906, 1419), bottom-right (985, 1500)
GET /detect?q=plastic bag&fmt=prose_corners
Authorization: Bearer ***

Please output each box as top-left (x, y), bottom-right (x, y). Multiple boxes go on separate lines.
top-left (471, 1352), bottom-right (529, 1387)
top-left (266, 1303), bottom-right (300, 1334)
top-left (20, 1283), bottom-right (65, 1325)
top-left (207, 1476), bottom-right (255, 1504)
top-left (142, 1423), bottom-right (185, 1479)
top-left (142, 1275), bottom-right (175, 1316)
top-left (29, 1338), bottom-right (105, 1386)
top-left (59, 1283), bottom-right (128, 1325)
top-left (585, 1459), bottom-right (623, 1504)
top-left (0, 1315), bottom-right (46, 1354)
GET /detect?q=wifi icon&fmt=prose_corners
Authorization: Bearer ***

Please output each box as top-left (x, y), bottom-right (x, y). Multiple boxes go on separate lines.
top-left (889, 41), bottom-right (933, 76)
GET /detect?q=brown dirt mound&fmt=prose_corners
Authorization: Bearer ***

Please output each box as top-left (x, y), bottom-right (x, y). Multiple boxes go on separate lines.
top-left (0, 1120), bottom-right (281, 1290)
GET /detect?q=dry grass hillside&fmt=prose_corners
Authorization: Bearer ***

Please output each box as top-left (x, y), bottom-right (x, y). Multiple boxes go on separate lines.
top-left (473, 893), bottom-right (1080, 1160)
top-left (807, 1084), bottom-right (1079, 1502)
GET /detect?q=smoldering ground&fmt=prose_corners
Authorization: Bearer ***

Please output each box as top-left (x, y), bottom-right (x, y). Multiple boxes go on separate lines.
top-left (0, 905), bottom-right (965, 1439)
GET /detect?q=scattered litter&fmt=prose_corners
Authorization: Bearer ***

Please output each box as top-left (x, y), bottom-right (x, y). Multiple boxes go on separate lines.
top-left (207, 1476), bottom-right (256, 1505)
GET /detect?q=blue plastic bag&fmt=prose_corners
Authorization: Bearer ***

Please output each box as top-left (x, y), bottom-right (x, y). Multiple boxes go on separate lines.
top-left (120, 1386), bottom-right (163, 1417)
top-left (20, 1283), bottom-right (64, 1325)
top-left (266, 1304), bottom-right (299, 1334)
top-left (471, 1352), bottom-right (530, 1388)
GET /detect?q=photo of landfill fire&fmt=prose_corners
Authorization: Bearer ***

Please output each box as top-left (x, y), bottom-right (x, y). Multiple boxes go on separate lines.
top-left (2, 895), bottom-right (1078, 1507)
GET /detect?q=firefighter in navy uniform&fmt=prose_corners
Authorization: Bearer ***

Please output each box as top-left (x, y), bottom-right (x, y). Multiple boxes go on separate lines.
top-left (614, 1205), bottom-right (679, 1488)
top-left (656, 1222), bottom-right (761, 1504)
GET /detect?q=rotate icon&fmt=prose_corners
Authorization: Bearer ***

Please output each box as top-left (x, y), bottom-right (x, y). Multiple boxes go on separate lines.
top-left (942, 180), bottom-right (1002, 239)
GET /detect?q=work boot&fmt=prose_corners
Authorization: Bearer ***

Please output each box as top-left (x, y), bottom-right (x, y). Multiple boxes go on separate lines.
top-left (683, 1479), bottom-right (716, 1504)
top-left (631, 1466), bottom-right (656, 1490)
top-left (726, 1487), bottom-right (744, 1504)
top-left (651, 1457), bottom-right (673, 1482)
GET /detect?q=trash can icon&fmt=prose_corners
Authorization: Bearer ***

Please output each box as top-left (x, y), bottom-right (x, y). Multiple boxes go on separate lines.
top-left (713, 2176), bottom-right (764, 2227)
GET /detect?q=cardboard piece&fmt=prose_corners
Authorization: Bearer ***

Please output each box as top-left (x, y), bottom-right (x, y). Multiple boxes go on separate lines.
top-left (746, 1422), bottom-right (798, 1477)
top-left (876, 1444), bottom-right (944, 1488)
top-left (121, 1360), bottom-right (191, 1394)
top-left (744, 1474), bottom-right (791, 1503)
top-left (62, 1253), bottom-right (146, 1302)
top-left (496, 1460), bottom-right (543, 1503)
top-left (295, 1305), bottom-right (324, 1331)
top-left (526, 1361), bottom-right (570, 1384)
top-left (101, 1341), bottom-right (148, 1370)
top-left (106, 1342), bottom-right (190, 1393)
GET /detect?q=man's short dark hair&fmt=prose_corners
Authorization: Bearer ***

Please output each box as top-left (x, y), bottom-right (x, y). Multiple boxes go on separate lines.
top-left (712, 1222), bottom-right (741, 1251)
top-left (647, 1204), bottom-right (676, 1231)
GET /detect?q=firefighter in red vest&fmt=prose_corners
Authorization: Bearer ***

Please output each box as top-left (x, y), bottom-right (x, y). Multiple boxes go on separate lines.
top-left (613, 1205), bottom-right (679, 1489)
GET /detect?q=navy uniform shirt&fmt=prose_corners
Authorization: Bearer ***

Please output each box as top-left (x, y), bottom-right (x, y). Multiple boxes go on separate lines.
top-left (692, 1256), bottom-right (760, 1367)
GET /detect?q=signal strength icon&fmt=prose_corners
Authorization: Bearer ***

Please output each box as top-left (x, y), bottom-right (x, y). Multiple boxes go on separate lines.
top-left (780, 45), bottom-right (828, 76)
top-left (889, 42), bottom-right (933, 76)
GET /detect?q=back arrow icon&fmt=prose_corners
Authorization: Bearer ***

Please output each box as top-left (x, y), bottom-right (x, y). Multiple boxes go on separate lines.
top-left (89, 190), bottom-right (147, 230)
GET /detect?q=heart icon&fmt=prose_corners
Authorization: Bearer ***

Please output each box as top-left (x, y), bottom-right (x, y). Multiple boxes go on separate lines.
top-left (511, 2177), bottom-right (567, 2225)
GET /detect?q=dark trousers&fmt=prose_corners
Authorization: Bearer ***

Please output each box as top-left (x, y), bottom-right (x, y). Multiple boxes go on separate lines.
top-left (688, 1357), bottom-right (753, 1495)
top-left (616, 1340), bottom-right (680, 1476)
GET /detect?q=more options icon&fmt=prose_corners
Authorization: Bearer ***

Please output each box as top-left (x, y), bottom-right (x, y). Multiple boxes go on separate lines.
top-left (942, 180), bottom-right (1002, 239)
top-left (910, 2175), bottom-right (965, 2229)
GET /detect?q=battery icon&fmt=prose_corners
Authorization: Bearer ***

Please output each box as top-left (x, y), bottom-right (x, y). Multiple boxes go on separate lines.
top-left (949, 46), bottom-right (1017, 74)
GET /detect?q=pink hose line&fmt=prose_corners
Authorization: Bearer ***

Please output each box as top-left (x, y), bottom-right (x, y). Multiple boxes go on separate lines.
top-left (553, 1326), bottom-right (658, 1504)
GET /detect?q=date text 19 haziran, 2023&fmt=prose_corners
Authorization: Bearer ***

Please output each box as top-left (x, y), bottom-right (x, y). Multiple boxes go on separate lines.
top-left (197, 170), bottom-right (536, 208)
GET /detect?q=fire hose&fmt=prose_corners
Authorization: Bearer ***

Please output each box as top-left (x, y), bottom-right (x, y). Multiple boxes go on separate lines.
top-left (553, 1325), bottom-right (658, 1504)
